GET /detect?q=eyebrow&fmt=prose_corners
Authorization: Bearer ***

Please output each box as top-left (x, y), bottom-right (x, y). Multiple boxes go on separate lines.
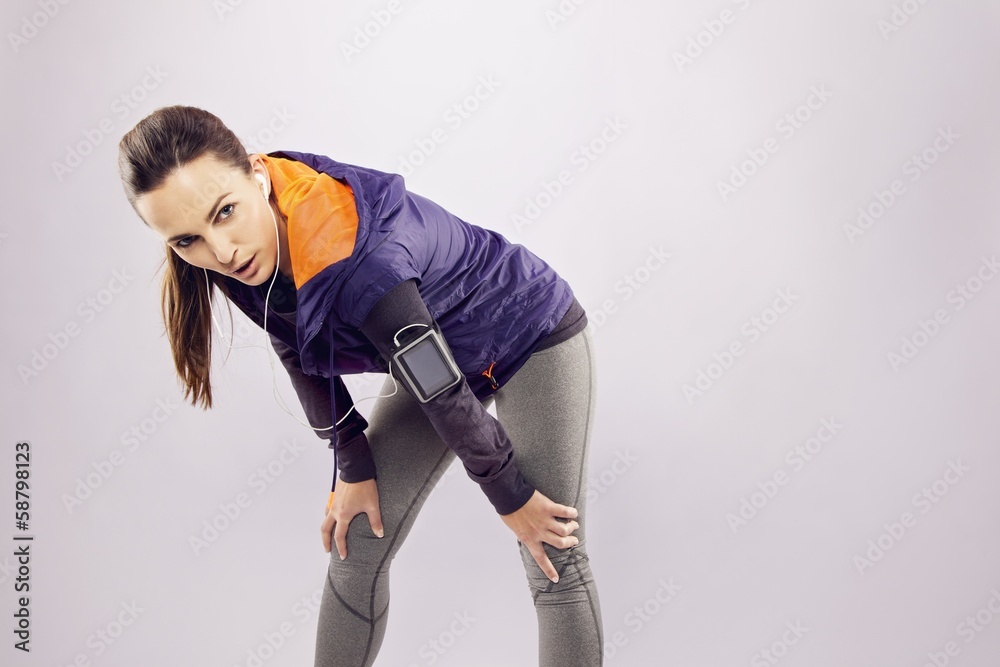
top-left (166, 193), bottom-right (230, 243)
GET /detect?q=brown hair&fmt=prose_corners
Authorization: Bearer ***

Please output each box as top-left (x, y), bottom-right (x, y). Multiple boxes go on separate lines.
top-left (118, 105), bottom-right (251, 409)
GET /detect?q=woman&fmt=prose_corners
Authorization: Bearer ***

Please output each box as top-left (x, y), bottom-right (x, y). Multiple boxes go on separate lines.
top-left (118, 105), bottom-right (604, 666)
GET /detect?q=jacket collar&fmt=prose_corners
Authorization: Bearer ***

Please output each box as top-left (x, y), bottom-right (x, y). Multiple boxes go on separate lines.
top-left (256, 153), bottom-right (360, 291)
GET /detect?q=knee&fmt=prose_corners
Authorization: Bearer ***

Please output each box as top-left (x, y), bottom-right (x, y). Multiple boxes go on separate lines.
top-left (329, 550), bottom-right (389, 578)
top-left (328, 523), bottom-right (395, 577)
top-left (518, 541), bottom-right (595, 600)
top-left (326, 549), bottom-right (392, 607)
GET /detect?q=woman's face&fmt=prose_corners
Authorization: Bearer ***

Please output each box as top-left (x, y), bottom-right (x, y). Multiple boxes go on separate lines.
top-left (135, 153), bottom-right (288, 286)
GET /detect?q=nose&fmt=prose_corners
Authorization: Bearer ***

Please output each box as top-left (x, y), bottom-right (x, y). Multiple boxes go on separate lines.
top-left (205, 231), bottom-right (237, 268)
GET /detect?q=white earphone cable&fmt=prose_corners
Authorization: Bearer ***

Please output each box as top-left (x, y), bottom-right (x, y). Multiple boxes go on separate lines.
top-left (201, 172), bottom-right (405, 435)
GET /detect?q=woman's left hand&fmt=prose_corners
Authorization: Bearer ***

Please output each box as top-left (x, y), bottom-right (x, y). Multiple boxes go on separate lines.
top-left (499, 489), bottom-right (580, 583)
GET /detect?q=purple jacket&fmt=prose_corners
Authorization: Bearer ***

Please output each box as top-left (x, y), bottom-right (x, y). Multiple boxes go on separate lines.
top-left (221, 150), bottom-right (584, 514)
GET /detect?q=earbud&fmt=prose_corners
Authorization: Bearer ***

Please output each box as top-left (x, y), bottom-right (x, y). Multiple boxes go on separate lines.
top-left (255, 172), bottom-right (270, 199)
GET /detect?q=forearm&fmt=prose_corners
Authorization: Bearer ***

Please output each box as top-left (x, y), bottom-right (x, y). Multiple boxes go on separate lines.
top-left (358, 278), bottom-right (536, 515)
top-left (268, 333), bottom-right (377, 484)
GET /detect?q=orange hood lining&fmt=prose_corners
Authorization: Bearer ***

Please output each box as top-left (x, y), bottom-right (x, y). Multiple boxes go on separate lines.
top-left (257, 154), bottom-right (359, 290)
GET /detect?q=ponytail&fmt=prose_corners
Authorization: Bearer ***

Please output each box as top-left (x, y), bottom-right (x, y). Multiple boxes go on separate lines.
top-left (118, 105), bottom-right (250, 408)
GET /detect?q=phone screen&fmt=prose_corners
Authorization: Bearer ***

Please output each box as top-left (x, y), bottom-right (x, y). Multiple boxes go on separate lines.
top-left (399, 337), bottom-right (458, 399)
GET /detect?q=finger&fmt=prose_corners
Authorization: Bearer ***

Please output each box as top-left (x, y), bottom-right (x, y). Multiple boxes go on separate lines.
top-left (368, 507), bottom-right (385, 539)
top-left (334, 519), bottom-right (349, 561)
top-left (529, 543), bottom-right (560, 584)
top-left (550, 519), bottom-right (579, 537)
top-left (321, 518), bottom-right (332, 553)
top-left (551, 502), bottom-right (579, 521)
top-left (545, 530), bottom-right (580, 549)
top-left (321, 512), bottom-right (336, 552)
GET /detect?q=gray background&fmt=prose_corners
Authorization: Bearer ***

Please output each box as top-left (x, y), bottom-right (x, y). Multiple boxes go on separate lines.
top-left (2, 1), bottom-right (999, 665)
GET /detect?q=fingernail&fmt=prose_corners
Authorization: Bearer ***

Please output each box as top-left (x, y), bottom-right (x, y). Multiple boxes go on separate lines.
top-left (552, 575), bottom-right (559, 584)
top-left (376, 529), bottom-right (384, 538)
top-left (340, 553), bottom-right (345, 560)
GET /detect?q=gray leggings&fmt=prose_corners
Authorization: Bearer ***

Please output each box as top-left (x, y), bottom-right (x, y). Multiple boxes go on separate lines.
top-left (313, 327), bottom-right (604, 666)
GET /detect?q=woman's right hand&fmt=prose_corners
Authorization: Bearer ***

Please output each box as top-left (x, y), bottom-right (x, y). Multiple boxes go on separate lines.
top-left (321, 478), bottom-right (385, 560)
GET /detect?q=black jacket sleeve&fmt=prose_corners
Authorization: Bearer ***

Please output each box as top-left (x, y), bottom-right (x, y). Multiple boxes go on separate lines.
top-left (267, 333), bottom-right (378, 487)
top-left (358, 278), bottom-right (537, 515)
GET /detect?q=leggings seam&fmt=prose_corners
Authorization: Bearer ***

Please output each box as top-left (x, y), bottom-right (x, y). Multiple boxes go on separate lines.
top-left (578, 330), bottom-right (603, 662)
top-left (327, 580), bottom-right (370, 623)
top-left (360, 445), bottom-right (454, 665)
top-left (529, 331), bottom-right (602, 663)
top-left (574, 552), bottom-right (603, 660)
top-left (529, 550), bottom-right (603, 661)
top-left (570, 329), bottom-right (595, 511)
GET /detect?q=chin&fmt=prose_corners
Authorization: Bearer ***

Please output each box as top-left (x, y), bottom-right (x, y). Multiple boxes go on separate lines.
top-left (247, 260), bottom-right (279, 287)
top-left (242, 271), bottom-right (270, 287)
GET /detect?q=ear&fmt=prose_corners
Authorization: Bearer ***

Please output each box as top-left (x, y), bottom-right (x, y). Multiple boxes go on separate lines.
top-left (248, 153), bottom-right (267, 183)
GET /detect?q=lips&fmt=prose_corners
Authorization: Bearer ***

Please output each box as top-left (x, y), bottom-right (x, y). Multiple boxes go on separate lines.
top-left (231, 256), bottom-right (253, 276)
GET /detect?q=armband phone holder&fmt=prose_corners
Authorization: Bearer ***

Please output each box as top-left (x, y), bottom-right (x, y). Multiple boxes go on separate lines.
top-left (390, 323), bottom-right (463, 403)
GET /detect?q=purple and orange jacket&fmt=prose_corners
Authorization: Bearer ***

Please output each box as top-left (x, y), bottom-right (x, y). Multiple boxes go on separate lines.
top-left (220, 150), bottom-right (586, 514)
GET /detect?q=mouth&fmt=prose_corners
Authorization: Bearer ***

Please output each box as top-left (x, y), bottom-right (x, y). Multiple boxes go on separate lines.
top-left (230, 256), bottom-right (255, 277)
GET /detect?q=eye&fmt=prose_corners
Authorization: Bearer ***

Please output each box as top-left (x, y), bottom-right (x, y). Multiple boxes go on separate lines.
top-left (172, 202), bottom-right (236, 250)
